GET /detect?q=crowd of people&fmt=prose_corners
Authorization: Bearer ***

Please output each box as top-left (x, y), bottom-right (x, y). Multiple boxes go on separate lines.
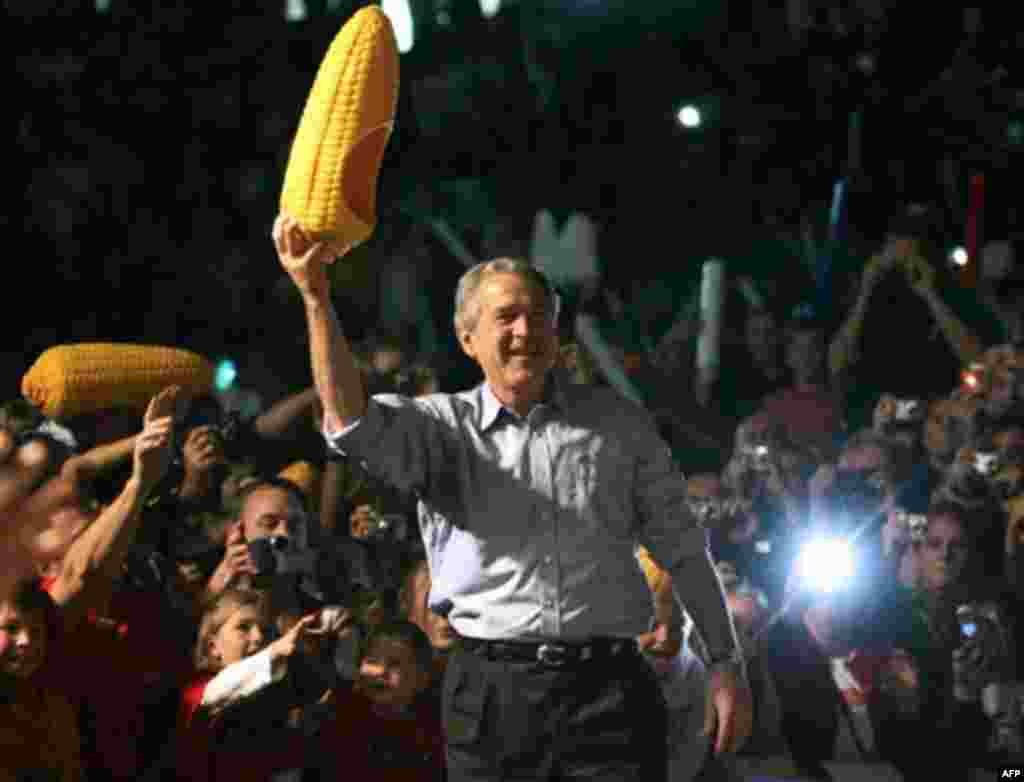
top-left (2, 201), bottom-right (1023, 782)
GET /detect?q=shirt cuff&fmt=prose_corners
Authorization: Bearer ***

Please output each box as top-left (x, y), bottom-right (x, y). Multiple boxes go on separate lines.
top-left (201, 647), bottom-right (281, 711)
top-left (322, 400), bottom-right (381, 456)
top-left (323, 415), bottom-right (363, 446)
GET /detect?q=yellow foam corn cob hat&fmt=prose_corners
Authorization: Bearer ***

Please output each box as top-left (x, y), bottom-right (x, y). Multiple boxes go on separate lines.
top-left (278, 460), bottom-right (321, 509)
top-left (22, 343), bottom-right (214, 419)
top-left (280, 5), bottom-right (399, 249)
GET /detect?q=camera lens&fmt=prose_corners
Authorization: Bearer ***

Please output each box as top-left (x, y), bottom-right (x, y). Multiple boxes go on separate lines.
top-left (269, 536), bottom-right (290, 552)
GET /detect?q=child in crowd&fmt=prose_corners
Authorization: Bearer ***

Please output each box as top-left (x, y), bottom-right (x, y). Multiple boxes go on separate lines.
top-left (318, 619), bottom-right (446, 781)
top-left (0, 579), bottom-right (83, 781)
top-left (175, 588), bottom-right (327, 782)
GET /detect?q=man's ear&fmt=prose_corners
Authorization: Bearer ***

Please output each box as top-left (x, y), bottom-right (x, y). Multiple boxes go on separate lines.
top-left (458, 328), bottom-right (477, 361)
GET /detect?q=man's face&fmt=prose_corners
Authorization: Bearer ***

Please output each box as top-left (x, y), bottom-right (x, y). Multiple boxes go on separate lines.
top-left (459, 272), bottom-right (558, 403)
top-left (0, 600), bottom-right (47, 679)
top-left (404, 565), bottom-right (456, 651)
top-left (919, 513), bottom-right (969, 592)
top-left (355, 637), bottom-right (429, 709)
top-left (240, 486), bottom-right (308, 551)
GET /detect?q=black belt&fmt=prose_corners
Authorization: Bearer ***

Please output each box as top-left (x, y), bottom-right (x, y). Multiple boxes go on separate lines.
top-left (460, 636), bottom-right (638, 668)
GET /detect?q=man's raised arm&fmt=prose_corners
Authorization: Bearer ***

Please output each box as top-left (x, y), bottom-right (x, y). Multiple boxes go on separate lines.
top-left (273, 214), bottom-right (366, 433)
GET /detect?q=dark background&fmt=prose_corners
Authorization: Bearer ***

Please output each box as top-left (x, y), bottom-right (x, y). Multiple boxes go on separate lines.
top-left (4, 0), bottom-right (1022, 401)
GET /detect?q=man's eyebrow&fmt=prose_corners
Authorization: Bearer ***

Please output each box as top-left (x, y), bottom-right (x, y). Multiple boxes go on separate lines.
top-left (256, 512), bottom-right (301, 523)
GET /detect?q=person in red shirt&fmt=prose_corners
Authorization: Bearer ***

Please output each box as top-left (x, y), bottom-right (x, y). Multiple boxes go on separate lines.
top-left (319, 620), bottom-right (446, 781)
top-left (0, 579), bottom-right (84, 782)
top-left (760, 306), bottom-right (845, 457)
top-left (175, 588), bottom-right (327, 782)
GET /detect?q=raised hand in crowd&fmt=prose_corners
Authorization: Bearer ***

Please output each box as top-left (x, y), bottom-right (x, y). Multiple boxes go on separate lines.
top-left (179, 425), bottom-right (227, 501)
top-left (267, 612), bottom-right (321, 677)
top-left (206, 521), bottom-right (258, 597)
top-left (134, 385), bottom-right (180, 493)
top-left (46, 386), bottom-right (181, 627)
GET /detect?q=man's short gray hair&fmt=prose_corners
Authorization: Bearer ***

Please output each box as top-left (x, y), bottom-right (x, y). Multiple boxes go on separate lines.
top-left (452, 258), bottom-right (559, 337)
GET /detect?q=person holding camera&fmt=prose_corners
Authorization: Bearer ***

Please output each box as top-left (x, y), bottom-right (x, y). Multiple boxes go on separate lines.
top-left (894, 501), bottom-right (1017, 779)
top-left (206, 478), bottom-right (312, 592)
top-left (274, 213), bottom-right (752, 781)
top-left (202, 476), bottom-right (350, 628)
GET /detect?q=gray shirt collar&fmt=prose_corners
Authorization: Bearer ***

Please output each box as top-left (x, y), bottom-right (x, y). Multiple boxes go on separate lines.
top-left (478, 372), bottom-right (569, 432)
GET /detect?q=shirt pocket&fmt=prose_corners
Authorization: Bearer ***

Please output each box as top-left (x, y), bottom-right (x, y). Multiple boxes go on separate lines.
top-left (561, 434), bottom-right (634, 539)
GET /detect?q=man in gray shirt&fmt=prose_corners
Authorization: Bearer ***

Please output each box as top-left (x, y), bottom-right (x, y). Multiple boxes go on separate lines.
top-left (273, 214), bottom-right (752, 780)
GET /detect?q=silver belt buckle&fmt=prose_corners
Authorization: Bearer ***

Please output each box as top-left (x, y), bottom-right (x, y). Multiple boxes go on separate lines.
top-left (537, 643), bottom-right (570, 667)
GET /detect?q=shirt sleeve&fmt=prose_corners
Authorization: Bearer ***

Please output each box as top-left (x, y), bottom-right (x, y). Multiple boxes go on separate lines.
top-left (631, 411), bottom-right (742, 666)
top-left (631, 413), bottom-right (707, 567)
top-left (200, 647), bottom-right (282, 714)
top-left (322, 394), bottom-right (449, 499)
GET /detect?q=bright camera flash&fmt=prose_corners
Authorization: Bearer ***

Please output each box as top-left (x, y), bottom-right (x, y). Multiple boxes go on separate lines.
top-left (795, 538), bottom-right (854, 595)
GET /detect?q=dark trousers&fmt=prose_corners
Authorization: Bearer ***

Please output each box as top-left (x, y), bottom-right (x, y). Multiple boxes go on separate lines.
top-left (442, 644), bottom-right (668, 782)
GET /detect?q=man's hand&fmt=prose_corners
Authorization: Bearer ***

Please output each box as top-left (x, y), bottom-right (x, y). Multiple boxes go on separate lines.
top-left (273, 213), bottom-right (348, 300)
top-left (207, 522), bottom-right (257, 595)
top-left (180, 425), bottom-right (226, 499)
top-left (702, 662), bottom-right (754, 755)
top-left (133, 386), bottom-right (179, 493)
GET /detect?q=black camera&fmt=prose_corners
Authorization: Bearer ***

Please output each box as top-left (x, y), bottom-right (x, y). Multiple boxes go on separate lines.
top-left (247, 535), bottom-right (326, 614)
top-left (247, 536), bottom-right (300, 583)
top-left (176, 397), bottom-right (249, 463)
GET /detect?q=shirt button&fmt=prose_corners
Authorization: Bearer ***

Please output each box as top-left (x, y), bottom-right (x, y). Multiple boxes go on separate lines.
top-left (544, 555), bottom-right (553, 566)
